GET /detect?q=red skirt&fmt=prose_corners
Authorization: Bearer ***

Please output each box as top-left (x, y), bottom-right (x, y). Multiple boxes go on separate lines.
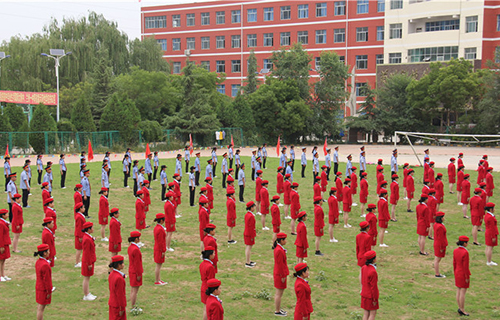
top-left (0, 245), bottom-right (10, 260)
top-left (471, 216), bottom-right (482, 227)
top-left (342, 202), bottom-right (351, 212)
top-left (36, 290), bottom-right (51, 305)
top-left (154, 251), bottom-right (165, 264)
top-left (273, 225), bottom-right (280, 233)
top-left (454, 273), bottom-right (470, 288)
top-left (136, 219), bottom-right (146, 230)
top-left (75, 237), bottom-right (83, 250)
top-left (407, 191), bottom-right (414, 199)
top-left (166, 224), bottom-right (176, 232)
top-left (109, 242), bottom-right (121, 253)
top-left (129, 272), bottom-right (143, 287)
top-left (109, 306), bottom-right (126, 320)
top-left (434, 245), bottom-right (446, 258)
top-left (417, 223), bottom-right (429, 236)
top-left (361, 297), bottom-right (379, 310)
top-left (378, 220), bottom-right (388, 229)
top-left (284, 194), bottom-right (291, 205)
top-left (296, 246), bottom-right (307, 258)
top-left (314, 226), bottom-right (324, 237)
top-left (227, 218), bottom-right (236, 228)
top-left (329, 214), bottom-right (339, 225)
top-left (390, 198), bottom-right (398, 205)
top-left (291, 210), bottom-right (298, 220)
top-left (81, 262), bottom-right (95, 277)
top-left (274, 275), bottom-right (287, 289)
top-left (359, 194), bottom-right (367, 204)
top-left (12, 224), bottom-right (22, 234)
top-left (244, 236), bottom-right (255, 246)
top-left (485, 234), bottom-right (498, 247)
top-left (99, 215), bottom-right (108, 225)
top-left (370, 234), bottom-right (377, 246)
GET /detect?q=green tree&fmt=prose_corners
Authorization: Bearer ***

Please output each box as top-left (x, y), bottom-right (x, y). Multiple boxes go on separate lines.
top-left (71, 94), bottom-right (97, 132)
top-left (3, 105), bottom-right (27, 131)
top-left (474, 58), bottom-right (499, 133)
top-left (91, 48), bottom-right (113, 129)
top-left (138, 120), bottom-right (163, 142)
top-left (230, 94), bottom-right (256, 141)
top-left (100, 94), bottom-right (141, 144)
top-left (347, 86), bottom-right (379, 142)
top-left (0, 111), bottom-right (13, 132)
top-left (129, 37), bottom-right (170, 72)
top-left (59, 81), bottom-right (94, 120)
top-left (30, 104), bottom-right (57, 154)
top-left (245, 50), bottom-right (259, 94)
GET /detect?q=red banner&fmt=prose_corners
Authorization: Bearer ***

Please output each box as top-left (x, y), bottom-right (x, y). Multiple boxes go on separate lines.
top-left (0, 90), bottom-right (58, 105)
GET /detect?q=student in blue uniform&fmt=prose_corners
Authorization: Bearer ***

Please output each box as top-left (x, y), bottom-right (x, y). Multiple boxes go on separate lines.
top-left (251, 150), bottom-right (257, 182)
top-left (262, 143), bottom-right (268, 169)
top-left (153, 151), bottom-right (159, 181)
top-left (221, 153), bottom-right (228, 189)
top-left (206, 159), bottom-right (213, 180)
top-left (185, 146), bottom-right (191, 173)
top-left (212, 147), bottom-right (218, 178)
top-left (301, 147), bottom-right (307, 178)
top-left (59, 154), bottom-right (67, 189)
top-left (36, 154), bottom-right (44, 185)
top-left (228, 144), bottom-right (234, 169)
top-left (359, 147), bottom-right (366, 174)
top-left (132, 160), bottom-right (139, 196)
top-left (4, 156), bottom-right (11, 192)
top-left (279, 148), bottom-right (287, 168)
top-left (194, 152), bottom-right (201, 186)
top-left (189, 166), bottom-right (196, 207)
top-left (160, 165), bottom-right (168, 202)
top-left (325, 148), bottom-right (332, 181)
top-left (7, 172), bottom-right (17, 222)
top-left (175, 154), bottom-right (183, 177)
top-left (122, 154), bottom-right (130, 188)
top-left (20, 165), bottom-right (30, 208)
top-left (126, 148), bottom-right (132, 174)
top-left (290, 146), bottom-right (295, 172)
top-left (144, 153), bottom-right (152, 183)
top-left (238, 163), bottom-right (246, 203)
top-left (333, 146), bottom-right (339, 176)
top-left (235, 149), bottom-right (241, 179)
top-left (81, 169), bottom-right (91, 218)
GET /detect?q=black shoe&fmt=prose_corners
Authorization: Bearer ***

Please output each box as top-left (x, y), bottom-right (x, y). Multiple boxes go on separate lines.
top-left (315, 250), bottom-right (324, 256)
top-left (274, 310), bottom-right (287, 316)
top-left (407, 209), bottom-right (413, 213)
top-left (250, 261), bottom-right (256, 266)
top-left (428, 236), bottom-right (434, 240)
top-left (291, 232), bottom-right (297, 236)
top-left (458, 309), bottom-right (469, 316)
top-left (435, 274), bottom-right (446, 278)
top-left (245, 263), bottom-right (255, 268)
top-left (473, 242), bottom-right (481, 246)
top-left (419, 251), bottom-right (429, 256)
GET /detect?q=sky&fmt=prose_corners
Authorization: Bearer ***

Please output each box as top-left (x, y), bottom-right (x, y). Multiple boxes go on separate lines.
top-left (0, 0), bottom-right (211, 43)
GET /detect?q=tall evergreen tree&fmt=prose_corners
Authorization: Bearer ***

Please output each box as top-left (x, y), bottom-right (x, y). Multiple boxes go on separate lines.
top-left (3, 105), bottom-right (27, 131)
top-left (71, 94), bottom-right (97, 132)
top-left (100, 93), bottom-right (141, 144)
top-left (245, 50), bottom-right (259, 94)
top-left (91, 48), bottom-right (113, 129)
top-left (30, 104), bottom-right (57, 154)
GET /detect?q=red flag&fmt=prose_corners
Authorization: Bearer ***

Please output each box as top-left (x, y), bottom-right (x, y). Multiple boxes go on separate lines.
top-left (276, 136), bottom-right (280, 156)
top-left (145, 143), bottom-right (151, 159)
top-left (231, 134), bottom-right (234, 147)
top-left (4, 144), bottom-right (9, 158)
top-left (323, 137), bottom-right (327, 156)
top-left (88, 140), bottom-right (94, 161)
top-left (189, 134), bottom-right (193, 155)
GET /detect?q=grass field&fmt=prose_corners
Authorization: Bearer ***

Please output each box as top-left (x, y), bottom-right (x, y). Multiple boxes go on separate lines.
top-left (1, 156), bottom-right (500, 319)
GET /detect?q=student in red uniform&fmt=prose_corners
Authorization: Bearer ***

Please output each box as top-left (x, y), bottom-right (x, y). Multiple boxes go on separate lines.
top-left (11, 194), bottom-right (23, 253)
top-left (34, 244), bottom-right (53, 320)
top-left (416, 195), bottom-right (430, 256)
top-left (313, 176), bottom-right (322, 199)
top-left (313, 196), bottom-right (325, 256)
top-left (351, 166), bottom-right (358, 205)
top-left (226, 189), bottom-right (237, 244)
top-left (290, 182), bottom-right (301, 235)
top-left (271, 196), bottom-right (282, 243)
top-left (0, 209), bottom-right (11, 282)
top-left (343, 178), bottom-right (352, 228)
top-left (41, 182), bottom-right (50, 210)
top-left (255, 170), bottom-right (263, 214)
top-left (206, 177), bottom-right (214, 212)
top-left (74, 203), bottom-right (86, 268)
top-left (43, 198), bottom-right (57, 232)
top-left (135, 190), bottom-right (146, 231)
top-left (448, 158), bottom-right (456, 194)
top-left (205, 279), bottom-right (224, 320)
top-left (164, 192), bottom-right (176, 252)
top-left (427, 189), bottom-right (437, 240)
top-left (356, 221), bottom-right (372, 286)
top-left (360, 250), bottom-right (379, 320)
top-left (293, 262), bottom-right (313, 320)
top-left (109, 208), bottom-right (122, 256)
top-left (74, 183), bottom-right (83, 206)
top-left (359, 172), bottom-right (369, 215)
top-left (295, 211), bottom-right (308, 264)
top-left (199, 198), bottom-right (210, 250)
top-left (127, 231), bottom-right (143, 313)
top-left (200, 246), bottom-right (216, 320)
top-left (402, 163), bottom-right (409, 199)
top-left (389, 175), bottom-right (399, 222)
top-left (335, 172), bottom-right (343, 211)
top-left (377, 189), bottom-right (389, 247)
top-left (99, 188), bottom-right (110, 242)
top-left (283, 174), bottom-right (292, 220)
top-left (244, 201), bottom-right (257, 268)
top-left (461, 174), bottom-right (471, 219)
top-left (486, 167), bottom-right (495, 202)
top-left (173, 175), bottom-right (182, 217)
top-left (41, 218), bottom-right (56, 267)
top-left (433, 211), bottom-right (447, 278)
top-left (376, 167), bottom-right (384, 195)
top-left (153, 213), bottom-right (167, 285)
top-left (328, 188), bottom-right (340, 243)
top-left (260, 180), bottom-right (270, 230)
top-left (453, 236), bottom-right (471, 316)
top-left (457, 165), bottom-right (465, 205)
top-left (273, 232), bottom-right (289, 317)
top-left (457, 152), bottom-right (464, 169)
top-left (277, 167), bottom-right (284, 200)
top-left (421, 180), bottom-right (430, 196)
top-left (203, 224), bottom-right (218, 272)
top-left (406, 169), bottom-right (415, 213)
top-left (108, 255), bottom-right (127, 320)
top-left (484, 202), bottom-right (498, 266)
top-left (428, 162), bottom-right (436, 188)
top-left (81, 221), bottom-right (97, 301)
top-left (142, 180), bottom-right (151, 214)
top-left (477, 160), bottom-right (486, 185)
top-left (434, 173), bottom-right (444, 211)
top-left (469, 188), bottom-right (482, 246)
top-left (365, 204), bottom-right (378, 250)
top-left (320, 166), bottom-right (328, 197)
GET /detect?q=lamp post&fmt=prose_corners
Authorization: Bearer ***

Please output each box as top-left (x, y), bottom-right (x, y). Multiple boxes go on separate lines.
top-left (0, 52), bottom-right (11, 108)
top-left (41, 49), bottom-right (72, 122)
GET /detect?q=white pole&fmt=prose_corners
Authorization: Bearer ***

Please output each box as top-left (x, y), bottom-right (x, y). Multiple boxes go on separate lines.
top-left (55, 57), bottom-right (60, 122)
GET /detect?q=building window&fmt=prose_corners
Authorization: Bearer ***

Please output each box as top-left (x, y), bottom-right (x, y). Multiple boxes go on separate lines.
top-left (217, 84), bottom-right (225, 94)
top-left (172, 15), bottom-right (181, 27)
top-left (172, 38), bottom-right (181, 51)
top-left (216, 11), bottom-right (225, 24)
top-left (339, 56), bottom-right (345, 63)
top-left (201, 61), bottom-right (210, 71)
top-left (298, 4), bottom-right (309, 19)
top-left (186, 13), bottom-right (195, 26)
top-left (263, 59), bottom-right (273, 70)
top-left (390, 0), bottom-right (403, 10)
top-left (232, 60), bottom-right (241, 73)
top-left (498, 15), bottom-right (500, 31)
top-left (247, 34), bottom-right (257, 47)
top-left (315, 30), bottom-right (326, 44)
top-left (186, 37), bottom-right (195, 50)
top-left (389, 53), bottom-right (402, 63)
top-left (377, 0), bottom-right (385, 12)
top-left (201, 37), bottom-right (210, 50)
top-left (231, 35), bottom-right (241, 48)
top-left (315, 57), bottom-right (321, 70)
top-left (216, 60), bottom-right (225, 73)
top-left (201, 12), bottom-right (210, 25)
top-left (157, 39), bottom-right (167, 51)
top-left (425, 20), bottom-right (460, 32)
top-left (173, 62), bottom-right (181, 74)
top-left (264, 33), bottom-right (274, 47)
top-left (316, 3), bottom-right (327, 17)
top-left (357, 0), bottom-right (369, 14)
top-left (280, 32), bottom-right (291, 46)
top-left (247, 8), bottom-right (257, 22)
top-left (356, 55), bottom-right (368, 69)
top-left (281, 6), bottom-right (291, 20)
top-left (232, 10), bottom-right (241, 23)
top-left (216, 36), bottom-right (225, 49)
top-left (496, 47), bottom-right (500, 63)
top-left (408, 46), bottom-right (459, 62)
top-left (464, 47), bottom-right (477, 60)
top-left (231, 85), bottom-right (241, 97)
top-left (466, 16), bottom-right (478, 33)
top-left (356, 83), bottom-right (367, 96)
top-left (376, 54), bottom-right (384, 65)
top-left (297, 31), bottom-right (309, 44)
top-left (377, 26), bottom-right (384, 41)
top-left (264, 7), bottom-right (274, 21)
top-left (334, 1), bottom-right (346, 16)
top-left (145, 16), bottom-right (166, 29)
top-left (389, 23), bottom-right (402, 39)
top-left (334, 28), bottom-right (345, 43)
top-left (356, 27), bottom-right (368, 42)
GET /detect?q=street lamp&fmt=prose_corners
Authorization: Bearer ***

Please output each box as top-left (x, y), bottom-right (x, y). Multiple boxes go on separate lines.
top-left (41, 49), bottom-right (72, 122)
top-left (0, 52), bottom-right (11, 109)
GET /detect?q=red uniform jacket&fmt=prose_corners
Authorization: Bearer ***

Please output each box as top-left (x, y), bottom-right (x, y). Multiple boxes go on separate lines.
top-left (351, 172), bottom-right (358, 195)
top-left (422, 185), bottom-right (430, 196)
top-left (74, 191), bottom-right (82, 206)
top-left (244, 211), bottom-right (256, 238)
top-left (314, 204), bottom-right (325, 229)
top-left (360, 178), bottom-right (369, 200)
top-left (11, 202), bottom-right (23, 231)
top-left (486, 172), bottom-right (495, 196)
top-left (428, 168), bottom-right (435, 188)
top-left (477, 165), bottom-right (486, 184)
top-left (206, 184), bottom-right (214, 209)
top-left (226, 197), bottom-right (236, 226)
top-left (206, 294), bottom-right (224, 320)
top-left (0, 218), bottom-right (11, 249)
top-left (98, 195), bottom-right (109, 224)
top-left (260, 187), bottom-right (270, 214)
top-left (199, 207), bottom-right (210, 240)
top-left (335, 178), bottom-right (343, 202)
top-left (406, 175), bottom-right (415, 193)
top-left (403, 168), bottom-right (409, 188)
top-left (154, 224), bottom-right (167, 255)
top-left (44, 207), bottom-right (57, 232)
top-left (290, 190), bottom-right (301, 216)
top-left (200, 194), bottom-right (211, 215)
top-left (390, 181), bottom-right (399, 203)
top-left (295, 221), bottom-right (308, 249)
top-left (42, 227), bottom-right (56, 266)
top-left (203, 235), bottom-right (218, 269)
top-left (128, 243), bottom-right (143, 275)
top-left (42, 189), bottom-right (51, 209)
top-left (377, 198), bottom-right (389, 222)
top-left (35, 258), bottom-right (52, 295)
top-left (457, 170), bottom-right (464, 192)
top-left (294, 277), bottom-right (313, 318)
top-left (255, 177), bottom-right (263, 202)
top-left (313, 183), bottom-right (322, 199)
top-left (199, 259), bottom-right (216, 302)
top-left (342, 186), bottom-right (352, 211)
top-left (361, 264), bottom-right (379, 300)
top-left (470, 195), bottom-right (482, 218)
top-left (461, 180), bottom-right (471, 204)
top-left (173, 180), bottom-right (181, 205)
top-left (142, 186), bottom-right (151, 211)
top-left (453, 246), bottom-right (471, 288)
top-left (276, 173), bottom-right (284, 193)
top-left (273, 244), bottom-right (289, 278)
top-left (109, 217), bottom-right (122, 251)
top-left (271, 203), bottom-right (281, 226)
top-left (328, 195), bottom-right (339, 221)
top-left (376, 172), bottom-right (384, 195)
top-left (164, 200), bottom-right (177, 229)
top-left (108, 269), bottom-right (127, 310)
top-left (448, 163), bottom-right (456, 183)
top-left (366, 212), bottom-right (378, 242)
top-left (485, 212), bottom-right (499, 243)
top-left (416, 203), bottom-right (430, 229)
top-left (135, 198), bottom-right (146, 229)
top-left (356, 231), bottom-right (372, 267)
top-left (320, 171), bottom-right (328, 192)
top-left (427, 195), bottom-right (437, 222)
top-left (74, 212), bottom-right (86, 239)
top-left (458, 158), bottom-right (464, 168)
top-left (424, 162), bottom-right (429, 182)
top-left (284, 180), bottom-right (292, 205)
top-left (434, 180), bottom-right (444, 203)
top-left (433, 223), bottom-right (448, 253)
top-left (82, 233), bottom-right (96, 265)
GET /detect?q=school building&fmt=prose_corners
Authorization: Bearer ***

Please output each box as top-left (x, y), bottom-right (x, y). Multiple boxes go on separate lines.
top-left (141, 0), bottom-right (500, 115)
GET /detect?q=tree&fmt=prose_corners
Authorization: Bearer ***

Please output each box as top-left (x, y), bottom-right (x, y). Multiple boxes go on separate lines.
top-left (346, 86), bottom-right (379, 142)
top-left (230, 94), bottom-right (256, 141)
top-left (270, 43), bottom-right (312, 100)
top-left (59, 81), bottom-right (94, 121)
top-left (100, 93), bottom-right (141, 144)
top-left (3, 105), bottom-right (27, 131)
top-left (129, 37), bottom-right (170, 72)
top-left (71, 94), bottom-right (97, 132)
top-left (474, 58), bottom-right (499, 133)
top-left (0, 111), bottom-right (13, 132)
top-left (245, 50), bottom-right (259, 94)
top-left (30, 104), bottom-right (57, 154)
top-left (91, 48), bottom-right (113, 129)
top-left (138, 120), bottom-right (163, 142)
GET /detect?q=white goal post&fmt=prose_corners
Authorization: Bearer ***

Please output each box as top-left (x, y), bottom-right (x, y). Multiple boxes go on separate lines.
top-left (394, 131), bottom-right (500, 166)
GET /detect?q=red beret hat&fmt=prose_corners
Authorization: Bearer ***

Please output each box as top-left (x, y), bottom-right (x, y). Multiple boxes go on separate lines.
top-left (246, 201), bottom-right (255, 208)
top-left (173, 173), bottom-right (180, 177)
top-left (297, 211), bottom-right (307, 218)
top-left (336, 172), bottom-right (342, 176)
top-left (204, 246), bottom-right (215, 251)
top-left (379, 189), bottom-right (387, 195)
top-left (136, 190), bottom-right (144, 195)
top-left (420, 194), bottom-right (428, 199)
top-left (83, 221), bottom-right (93, 229)
top-left (74, 202), bottom-right (84, 211)
top-left (111, 208), bottom-right (119, 214)
top-left (226, 189), bottom-right (235, 195)
top-left (207, 279), bottom-right (221, 288)
top-left (262, 180), bottom-right (269, 185)
top-left (205, 223), bottom-right (216, 229)
top-left (75, 183), bottom-right (83, 188)
top-left (361, 172), bottom-right (368, 176)
top-left (205, 177), bottom-right (212, 181)
top-left (359, 221), bottom-right (369, 229)
top-left (392, 174), bottom-right (398, 179)
top-left (285, 173), bottom-right (291, 178)
top-left (130, 231), bottom-right (141, 237)
top-left (156, 213), bottom-right (165, 219)
top-left (42, 182), bottom-right (49, 187)
top-left (272, 195), bottom-right (280, 201)
top-left (315, 176), bottom-right (321, 180)
top-left (276, 232), bottom-right (287, 239)
top-left (368, 203), bottom-right (377, 209)
top-left (437, 173), bottom-right (443, 177)
top-left (294, 262), bottom-right (308, 272)
top-left (459, 235), bottom-right (469, 242)
top-left (330, 187), bottom-right (337, 192)
top-left (43, 217), bottom-right (53, 223)
top-left (257, 170), bottom-right (263, 174)
top-left (364, 250), bottom-right (376, 260)
top-left (12, 193), bottom-right (21, 199)
top-left (474, 187), bottom-right (482, 193)
top-left (486, 202), bottom-right (495, 207)
top-left (292, 182), bottom-right (299, 187)
top-left (111, 255), bottom-right (124, 263)
top-left (200, 187), bottom-right (207, 192)
top-left (37, 244), bottom-right (50, 252)
top-left (0, 209), bottom-right (8, 215)
top-left (436, 211), bottom-right (445, 217)
top-left (313, 196), bottom-right (322, 202)
top-left (143, 180), bottom-right (150, 184)
top-left (199, 198), bottom-right (209, 204)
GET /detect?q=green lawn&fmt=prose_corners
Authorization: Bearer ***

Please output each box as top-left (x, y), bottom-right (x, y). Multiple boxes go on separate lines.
top-left (1, 156), bottom-right (500, 319)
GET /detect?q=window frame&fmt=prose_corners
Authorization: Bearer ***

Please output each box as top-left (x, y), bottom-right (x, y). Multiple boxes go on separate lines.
top-left (172, 38), bottom-right (181, 51)
top-left (388, 52), bottom-right (402, 64)
top-left (186, 13), bottom-right (195, 26)
top-left (231, 10), bottom-right (241, 23)
top-left (316, 29), bottom-right (327, 44)
top-left (280, 32), bottom-right (291, 46)
top-left (356, 55), bottom-right (368, 69)
top-left (216, 36), bottom-right (226, 49)
top-left (247, 8), bottom-right (257, 22)
top-left (216, 11), bottom-right (225, 24)
top-left (231, 60), bottom-right (241, 73)
top-left (389, 23), bottom-right (402, 39)
top-left (231, 35), bottom-right (241, 48)
top-left (466, 16), bottom-right (478, 33)
top-left (201, 36), bottom-right (210, 50)
top-left (145, 16), bottom-right (166, 29)
top-left (264, 7), bottom-right (274, 21)
top-left (316, 2), bottom-right (327, 17)
top-left (297, 31), bottom-right (309, 45)
top-left (216, 60), bottom-right (226, 73)
top-left (334, 1), bottom-right (346, 16)
top-left (281, 6), bottom-right (291, 20)
top-left (201, 12), bottom-right (210, 25)
top-left (157, 39), bottom-right (167, 51)
top-left (186, 37), bottom-right (196, 50)
top-left (298, 4), bottom-right (309, 19)
top-left (263, 33), bottom-right (274, 47)
top-left (172, 14), bottom-right (181, 27)
top-left (377, 0), bottom-right (385, 12)
top-left (172, 61), bottom-right (181, 74)
top-left (334, 28), bottom-right (346, 43)
top-left (247, 34), bottom-right (257, 47)
top-left (357, 0), bottom-right (369, 14)
top-left (356, 27), bottom-right (369, 42)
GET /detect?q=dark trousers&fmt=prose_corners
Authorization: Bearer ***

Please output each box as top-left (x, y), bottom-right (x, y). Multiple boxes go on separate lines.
top-left (222, 173), bottom-right (227, 189)
top-left (326, 167), bottom-right (331, 180)
top-left (161, 184), bottom-right (167, 201)
top-left (263, 157), bottom-right (267, 169)
top-left (251, 168), bottom-right (255, 181)
top-left (83, 196), bottom-right (90, 217)
top-left (108, 168), bottom-right (111, 179)
top-left (133, 179), bottom-right (138, 196)
top-left (235, 166), bottom-right (240, 181)
top-left (195, 171), bottom-right (200, 186)
top-left (239, 185), bottom-right (245, 202)
top-left (8, 203), bottom-right (12, 222)
top-left (22, 189), bottom-right (29, 207)
top-left (148, 173), bottom-right (152, 183)
top-left (37, 170), bottom-right (42, 185)
top-left (333, 163), bottom-right (339, 176)
top-left (392, 171), bottom-right (397, 177)
top-left (301, 165), bottom-right (306, 178)
top-left (189, 186), bottom-right (195, 206)
top-left (313, 172), bottom-right (318, 185)
top-left (291, 159), bottom-right (295, 171)
top-left (213, 163), bottom-right (217, 177)
top-left (5, 175), bottom-right (10, 191)
top-left (185, 160), bottom-right (189, 173)
top-left (153, 167), bottom-right (158, 180)
top-left (229, 159), bottom-right (233, 169)
top-left (124, 172), bottom-right (129, 187)
top-left (60, 170), bottom-right (66, 188)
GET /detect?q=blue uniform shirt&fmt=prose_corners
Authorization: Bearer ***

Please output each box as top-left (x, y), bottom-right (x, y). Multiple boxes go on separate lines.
top-left (238, 169), bottom-right (245, 185)
top-left (195, 157), bottom-right (201, 172)
top-left (102, 169), bottom-right (109, 188)
top-left (43, 172), bottom-right (52, 192)
top-left (360, 154), bottom-right (367, 171)
top-left (285, 165), bottom-right (293, 181)
top-left (154, 156), bottom-right (159, 167)
top-left (301, 152), bottom-right (307, 165)
top-left (290, 149), bottom-right (295, 160)
top-left (205, 164), bottom-right (213, 179)
top-left (81, 176), bottom-right (91, 197)
top-left (20, 171), bottom-right (29, 189)
top-left (145, 158), bottom-right (152, 174)
top-left (160, 170), bottom-right (168, 185)
top-left (59, 159), bottom-right (66, 171)
top-left (391, 155), bottom-right (398, 172)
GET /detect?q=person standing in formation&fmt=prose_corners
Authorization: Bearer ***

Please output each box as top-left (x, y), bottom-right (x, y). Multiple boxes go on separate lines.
top-left (389, 175), bottom-right (399, 222)
top-left (145, 153), bottom-right (153, 183)
top-left (132, 162), bottom-right (139, 195)
top-left (359, 172), bottom-right (369, 216)
top-left (486, 167), bottom-right (495, 202)
top-left (313, 197), bottom-right (325, 256)
top-left (0, 208), bottom-right (11, 282)
top-left (262, 143), bottom-right (268, 169)
top-left (34, 243), bottom-right (53, 320)
top-left (312, 153), bottom-right (320, 185)
top-left (295, 211), bottom-right (308, 264)
top-left (325, 148), bottom-right (331, 181)
top-left (376, 166), bottom-right (384, 196)
top-left (345, 154), bottom-right (353, 178)
top-left (108, 207), bottom-right (122, 257)
top-left (260, 180), bottom-right (270, 231)
top-left (221, 153), bottom-right (228, 189)
top-left (279, 147), bottom-right (287, 169)
top-left (74, 203), bottom-right (86, 268)
top-left (290, 146), bottom-right (295, 172)
top-left (228, 144), bottom-right (234, 169)
top-left (433, 211), bottom-right (447, 278)
top-left (189, 166), bottom-right (196, 207)
top-left (406, 169), bottom-right (415, 213)
top-left (477, 159), bottom-right (486, 185)
top-left (128, 231), bottom-right (143, 314)
top-left (391, 149), bottom-right (398, 176)
top-left (457, 165), bottom-right (465, 205)
top-left (6, 172), bottom-right (18, 222)
top-left (108, 255), bottom-right (127, 320)
top-left (416, 194), bottom-right (430, 256)
top-left (343, 178), bottom-right (353, 229)
top-left (135, 190), bottom-right (146, 231)
top-left (153, 213), bottom-right (167, 286)
top-left (335, 172), bottom-right (343, 214)
top-left (200, 245), bottom-right (216, 320)
top-left (448, 158), bottom-right (456, 194)
top-left (461, 174), bottom-right (471, 219)
top-left (290, 182), bottom-right (301, 235)
top-left (175, 154), bottom-right (183, 178)
top-left (453, 236), bottom-right (471, 316)
top-left (286, 160), bottom-right (293, 182)
top-left (203, 224), bottom-right (218, 273)
top-left (434, 173), bottom-right (444, 211)
top-left (205, 279), bottom-right (224, 320)
top-left (351, 166), bottom-right (358, 206)
top-left (37, 154), bottom-right (43, 185)
top-left (428, 162), bottom-right (436, 188)
top-left (211, 147), bottom-right (218, 178)
top-left (98, 188), bottom-right (110, 242)
top-left (235, 149), bottom-right (241, 179)
top-left (377, 189), bottom-right (389, 248)
top-left (238, 163), bottom-right (246, 203)
top-left (43, 198), bottom-right (57, 233)
top-left (4, 156), bottom-right (11, 192)
top-left (356, 221), bottom-right (372, 285)
top-left (427, 189), bottom-right (437, 240)
top-left (333, 146), bottom-right (339, 177)
top-left (402, 163), bottom-right (409, 200)
top-left (301, 147), bottom-right (307, 179)
top-left (366, 204), bottom-right (378, 250)
top-left (293, 262), bottom-right (313, 320)
top-left (81, 222), bottom-right (97, 301)
top-left (226, 189), bottom-right (237, 244)
top-left (20, 165), bottom-right (30, 208)
top-left (313, 176), bottom-right (321, 199)
top-left (11, 193), bottom-right (23, 253)
top-left (153, 151), bottom-right (159, 181)
top-left (199, 197), bottom-right (210, 251)
top-left (164, 192), bottom-right (176, 252)
top-left (360, 250), bottom-right (379, 320)
top-left (41, 217), bottom-right (56, 267)
top-left (273, 232), bottom-right (289, 317)
top-left (276, 167), bottom-right (284, 201)
top-left (206, 159), bottom-right (213, 180)
top-left (359, 147), bottom-right (366, 175)
top-left (320, 166), bottom-right (328, 197)
top-left (484, 202), bottom-right (498, 266)
top-left (185, 146), bottom-right (191, 173)
top-left (81, 169), bottom-right (91, 218)
top-left (244, 201), bottom-right (257, 268)
top-left (122, 154), bottom-right (130, 188)
top-left (59, 154), bottom-right (67, 189)
top-left (328, 187), bottom-right (340, 243)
